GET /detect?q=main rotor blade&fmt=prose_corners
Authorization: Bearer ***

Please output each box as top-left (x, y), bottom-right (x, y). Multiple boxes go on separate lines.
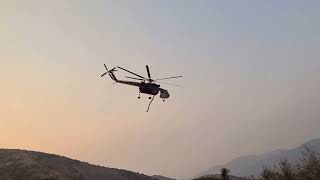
top-left (101, 72), bottom-right (107, 77)
top-left (104, 64), bottom-right (108, 71)
top-left (125, 76), bottom-right (145, 81)
top-left (146, 65), bottom-right (151, 79)
top-left (157, 81), bottom-right (184, 87)
top-left (117, 66), bottom-right (146, 79)
top-left (154, 76), bottom-right (183, 81)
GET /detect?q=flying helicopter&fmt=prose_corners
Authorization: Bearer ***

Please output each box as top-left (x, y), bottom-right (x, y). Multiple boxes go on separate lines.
top-left (101, 64), bottom-right (182, 112)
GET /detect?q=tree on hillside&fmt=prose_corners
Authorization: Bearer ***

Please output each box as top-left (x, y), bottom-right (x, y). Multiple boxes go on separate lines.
top-left (261, 166), bottom-right (276, 180)
top-left (258, 146), bottom-right (320, 180)
top-left (296, 147), bottom-right (320, 180)
top-left (259, 159), bottom-right (296, 180)
top-left (221, 168), bottom-right (230, 180)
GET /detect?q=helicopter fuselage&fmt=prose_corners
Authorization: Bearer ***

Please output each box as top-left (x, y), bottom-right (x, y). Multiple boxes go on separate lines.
top-left (139, 82), bottom-right (170, 99)
top-left (139, 82), bottom-right (160, 95)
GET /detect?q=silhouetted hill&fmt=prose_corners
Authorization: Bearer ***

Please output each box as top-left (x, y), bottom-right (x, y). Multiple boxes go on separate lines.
top-left (198, 138), bottom-right (320, 177)
top-left (152, 175), bottom-right (176, 180)
top-left (0, 149), bottom-right (157, 180)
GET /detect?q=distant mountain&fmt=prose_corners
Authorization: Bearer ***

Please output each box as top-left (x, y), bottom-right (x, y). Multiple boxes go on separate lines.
top-left (198, 138), bottom-right (320, 178)
top-left (0, 149), bottom-right (158, 180)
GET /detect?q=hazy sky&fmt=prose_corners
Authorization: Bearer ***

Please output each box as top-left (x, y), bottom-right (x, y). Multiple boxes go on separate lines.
top-left (1, 0), bottom-right (320, 178)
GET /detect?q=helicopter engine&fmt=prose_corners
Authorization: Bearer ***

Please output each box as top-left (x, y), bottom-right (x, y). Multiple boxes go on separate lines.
top-left (160, 89), bottom-right (170, 99)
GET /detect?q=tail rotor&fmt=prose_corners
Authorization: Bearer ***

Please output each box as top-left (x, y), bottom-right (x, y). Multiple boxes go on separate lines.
top-left (101, 64), bottom-right (117, 77)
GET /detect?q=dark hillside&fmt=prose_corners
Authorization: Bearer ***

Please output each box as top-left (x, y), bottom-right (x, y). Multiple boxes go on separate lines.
top-left (0, 149), bottom-right (156, 180)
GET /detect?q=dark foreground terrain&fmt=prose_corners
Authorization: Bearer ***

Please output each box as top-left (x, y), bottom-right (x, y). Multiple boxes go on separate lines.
top-left (195, 174), bottom-right (247, 180)
top-left (0, 149), bottom-right (158, 180)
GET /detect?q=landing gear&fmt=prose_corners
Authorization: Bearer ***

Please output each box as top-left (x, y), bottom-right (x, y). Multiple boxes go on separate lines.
top-left (146, 95), bottom-right (155, 112)
top-left (163, 99), bottom-right (165, 102)
top-left (138, 92), bottom-right (141, 99)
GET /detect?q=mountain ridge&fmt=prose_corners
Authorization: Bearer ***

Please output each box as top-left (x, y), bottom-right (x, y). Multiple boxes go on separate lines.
top-left (197, 138), bottom-right (320, 178)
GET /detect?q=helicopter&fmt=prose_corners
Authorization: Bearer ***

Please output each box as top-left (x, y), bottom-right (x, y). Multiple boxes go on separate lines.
top-left (101, 64), bottom-right (182, 112)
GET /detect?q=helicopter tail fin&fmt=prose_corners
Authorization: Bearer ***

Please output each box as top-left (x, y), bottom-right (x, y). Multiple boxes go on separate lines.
top-left (109, 71), bottom-right (118, 82)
